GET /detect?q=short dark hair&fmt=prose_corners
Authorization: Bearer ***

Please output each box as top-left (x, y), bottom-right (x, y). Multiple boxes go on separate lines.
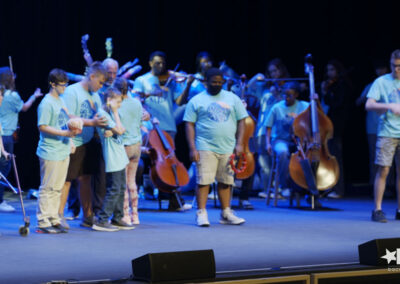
top-left (112, 77), bottom-right (129, 95)
top-left (48, 68), bottom-right (68, 85)
top-left (282, 81), bottom-right (301, 94)
top-left (391, 49), bottom-right (400, 61)
top-left (87, 61), bottom-right (108, 78)
top-left (0, 67), bottom-right (15, 90)
top-left (149, 51), bottom-right (166, 62)
top-left (104, 87), bottom-right (122, 101)
top-left (205, 67), bottom-right (223, 81)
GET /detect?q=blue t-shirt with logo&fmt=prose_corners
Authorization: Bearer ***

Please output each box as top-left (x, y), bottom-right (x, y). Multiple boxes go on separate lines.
top-left (0, 90), bottom-right (24, 136)
top-left (367, 74), bottom-right (400, 138)
top-left (119, 96), bottom-right (143, 146)
top-left (62, 82), bottom-right (102, 147)
top-left (183, 89), bottom-right (249, 154)
top-left (36, 94), bottom-right (70, 161)
top-left (265, 100), bottom-right (309, 142)
top-left (96, 108), bottom-right (129, 173)
top-left (134, 72), bottom-right (182, 133)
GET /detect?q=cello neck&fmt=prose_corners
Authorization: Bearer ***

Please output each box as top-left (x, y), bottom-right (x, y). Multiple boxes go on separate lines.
top-left (305, 55), bottom-right (320, 145)
top-left (153, 123), bottom-right (172, 151)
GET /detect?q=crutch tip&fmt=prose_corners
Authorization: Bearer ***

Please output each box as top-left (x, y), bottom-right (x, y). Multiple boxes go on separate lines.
top-left (18, 225), bottom-right (29, 236)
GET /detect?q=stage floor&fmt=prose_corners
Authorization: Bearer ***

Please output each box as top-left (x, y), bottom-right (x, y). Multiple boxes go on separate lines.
top-left (1, 191), bottom-right (399, 284)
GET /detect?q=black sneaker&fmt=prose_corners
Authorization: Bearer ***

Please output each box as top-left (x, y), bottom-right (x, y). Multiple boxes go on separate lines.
top-left (372, 210), bottom-right (388, 223)
top-left (92, 222), bottom-right (120, 232)
top-left (80, 216), bottom-right (94, 228)
top-left (395, 210), bottom-right (400, 220)
top-left (111, 219), bottom-right (135, 230)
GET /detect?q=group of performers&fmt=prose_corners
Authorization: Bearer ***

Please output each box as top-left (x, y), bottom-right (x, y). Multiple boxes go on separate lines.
top-left (1, 46), bottom-right (400, 233)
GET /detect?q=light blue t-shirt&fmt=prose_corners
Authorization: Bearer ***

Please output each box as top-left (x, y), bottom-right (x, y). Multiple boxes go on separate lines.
top-left (183, 89), bottom-right (249, 154)
top-left (0, 90), bottom-right (24, 136)
top-left (119, 96), bottom-right (143, 146)
top-left (96, 108), bottom-right (129, 173)
top-left (256, 90), bottom-right (283, 137)
top-left (36, 94), bottom-right (70, 161)
top-left (367, 74), bottom-right (400, 138)
top-left (62, 82), bottom-right (103, 147)
top-left (265, 100), bottom-right (309, 142)
top-left (134, 72), bottom-right (182, 133)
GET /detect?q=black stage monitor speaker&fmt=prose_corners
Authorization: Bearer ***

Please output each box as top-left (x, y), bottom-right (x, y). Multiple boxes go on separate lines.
top-left (359, 238), bottom-right (400, 266)
top-left (132, 249), bottom-right (216, 282)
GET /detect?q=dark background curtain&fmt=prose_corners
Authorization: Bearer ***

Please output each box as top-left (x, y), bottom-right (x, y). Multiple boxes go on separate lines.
top-left (0, 0), bottom-right (398, 190)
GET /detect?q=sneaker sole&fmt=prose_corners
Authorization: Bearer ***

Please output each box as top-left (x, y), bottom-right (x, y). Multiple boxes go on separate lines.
top-left (36, 228), bottom-right (61, 234)
top-left (92, 224), bottom-right (119, 232)
top-left (219, 219), bottom-right (245, 225)
top-left (111, 225), bottom-right (135, 230)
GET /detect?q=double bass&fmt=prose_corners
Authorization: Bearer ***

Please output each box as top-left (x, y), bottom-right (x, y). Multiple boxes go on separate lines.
top-left (289, 55), bottom-right (340, 193)
top-left (146, 120), bottom-right (189, 193)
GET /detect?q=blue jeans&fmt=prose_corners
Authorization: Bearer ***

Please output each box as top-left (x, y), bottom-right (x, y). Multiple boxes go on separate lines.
top-left (272, 140), bottom-right (294, 189)
top-left (97, 169), bottom-right (126, 223)
top-left (0, 136), bottom-right (14, 203)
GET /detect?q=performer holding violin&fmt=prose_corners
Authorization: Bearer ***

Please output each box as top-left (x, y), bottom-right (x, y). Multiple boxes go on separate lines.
top-left (366, 49), bottom-right (400, 223)
top-left (184, 67), bottom-right (247, 227)
top-left (134, 51), bottom-right (187, 139)
top-left (134, 51), bottom-right (190, 211)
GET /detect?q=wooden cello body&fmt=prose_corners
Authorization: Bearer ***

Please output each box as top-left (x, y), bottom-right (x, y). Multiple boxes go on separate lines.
top-left (289, 55), bottom-right (340, 191)
top-left (147, 122), bottom-right (189, 193)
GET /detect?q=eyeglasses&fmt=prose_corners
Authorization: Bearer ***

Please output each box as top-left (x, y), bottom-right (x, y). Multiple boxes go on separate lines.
top-left (391, 63), bottom-right (400, 68)
top-left (57, 83), bottom-right (69, 87)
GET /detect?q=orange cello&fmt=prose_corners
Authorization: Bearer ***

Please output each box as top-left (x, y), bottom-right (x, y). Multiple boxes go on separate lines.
top-left (146, 120), bottom-right (189, 193)
top-left (233, 74), bottom-right (256, 180)
top-left (289, 54), bottom-right (339, 193)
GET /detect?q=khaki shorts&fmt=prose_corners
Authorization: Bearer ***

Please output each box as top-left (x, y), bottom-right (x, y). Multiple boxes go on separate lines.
top-left (196, 150), bottom-right (234, 185)
top-left (375, 136), bottom-right (400, 167)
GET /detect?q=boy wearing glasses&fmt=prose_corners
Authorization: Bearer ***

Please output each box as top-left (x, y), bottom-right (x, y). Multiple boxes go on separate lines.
top-left (366, 49), bottom-right (400, 222)
top-left (36, 69), bottom-right (81, 233)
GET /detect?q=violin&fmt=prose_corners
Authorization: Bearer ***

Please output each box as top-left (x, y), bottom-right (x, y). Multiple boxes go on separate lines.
top-left (289, 54), bottom-right (340, 192)
top-left (234, 74), bottom-right (256, 180)
top-left (145, 119), bottom-right (189, 192)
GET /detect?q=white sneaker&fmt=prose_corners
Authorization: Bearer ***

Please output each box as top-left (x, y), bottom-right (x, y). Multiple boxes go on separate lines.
top-left (0, 201), bottom-right (16, 212)
top-left (220, 208), bottom-right (245, 225)
top-left (196, 209), bottom-right (210, 227)
top-left (59, 215), bottom-right (70, 229)
top-left (258, 192), bottom-right (267, 198)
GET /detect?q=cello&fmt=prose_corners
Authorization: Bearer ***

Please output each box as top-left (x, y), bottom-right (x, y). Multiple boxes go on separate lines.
top-left (145, 119), bottom-right (190, 193)
top-left (289, 54), bottom-right (340, 194)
